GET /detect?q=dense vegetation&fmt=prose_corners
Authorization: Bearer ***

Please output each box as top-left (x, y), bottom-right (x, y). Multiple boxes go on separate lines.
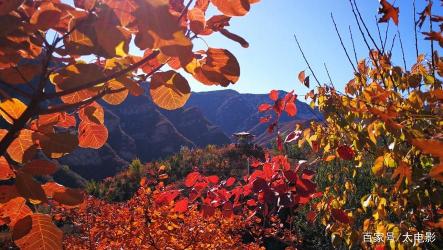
top-left (0, 0), bottom-right (442, 249)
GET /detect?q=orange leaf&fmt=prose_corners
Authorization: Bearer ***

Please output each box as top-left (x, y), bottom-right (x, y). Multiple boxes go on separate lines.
top-left (78, 122), bottom-right (108, 149)
top-left (30, 2), bottom-right (62, 30)
top-left (391, 162), bottom-right (412, 190)
top-left (0, 157), bottom-right (15, 180)
top-left (412, 139), bottom-right (443, 158)
top-left (103, 79), bottom-right (129, 105)
top-left (188, 8), bottom-right (206, 34)
top-left (378, 0), bottom-right (399, 25)
top-left (188, 48), bottom-right (240, 87)
top-left (150, 70), bottom-right (191, 110)
top-left (211, 0), bottom-right (250, 17)
top-left (13, 214), bottom-right (63, 250)
top-left (0, 197), bottom-right (32, 227)
top-left (285, 102), bottom-right (297, 117)
top-left (7, 129), bottom-right (36, 164)
top-left (258, 103), bottom-right (272, 112)
top-left (298, 70), bottom-right (305, 84)
top-left (79, 102), bottom-right (104, 125)
top-left (269, 90), bottom-right (279, 101)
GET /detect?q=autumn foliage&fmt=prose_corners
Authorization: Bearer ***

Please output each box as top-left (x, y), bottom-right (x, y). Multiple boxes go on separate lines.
top-left (0, 0), bottom-right (442, 249)
top-left (0, 0), bottom-right (259, 248)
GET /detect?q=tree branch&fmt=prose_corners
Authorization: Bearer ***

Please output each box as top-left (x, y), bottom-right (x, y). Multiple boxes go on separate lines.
top-left (39, 88), bottom-right (126, 115)
top-left (293, 33), bottom-right (321, 87)
top-left (331, 13), bottom-right (357, 72)
top-left (43, 50), bottom-right (160, 100)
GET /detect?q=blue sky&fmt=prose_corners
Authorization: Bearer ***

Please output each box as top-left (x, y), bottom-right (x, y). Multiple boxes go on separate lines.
top-left (187, 0), bottom-right (442, 95)
top-left (61, 0), bottom-right (442, 95)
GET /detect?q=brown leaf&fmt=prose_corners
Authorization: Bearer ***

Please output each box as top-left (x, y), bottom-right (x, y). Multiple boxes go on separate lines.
top-left (378, 0), bottom-right (399, 25)
top-left (21, 160), bottom-right (58, 176)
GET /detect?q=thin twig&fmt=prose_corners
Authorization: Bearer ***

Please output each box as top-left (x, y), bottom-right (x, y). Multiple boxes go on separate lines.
top-left (331, 13), bottom-right (357, 72)
top-left (178, 0), bottom-right (194, 22)
top-left (375, 16), bottom-right (385, 53)
top-left (389, 34), bottom-right (397, 53)
top-left (352, 0), bottom-right (382, 52)
top-left (383, 21), bottom-right (391, 50)
top-left (349, 26), bottom-right (359, 66)
top-left (324, 63), bottom-right (335, 89)
top-left (413, 0), bottom-right (419, 59)
top-left (0, 81), bottom-right (32, 99)
top-left (428, 1), bottom-right (436, 80)
top-left (397, 30), bottom-right (407, 70)
top-left (293, 33), bottom-right (321, 87)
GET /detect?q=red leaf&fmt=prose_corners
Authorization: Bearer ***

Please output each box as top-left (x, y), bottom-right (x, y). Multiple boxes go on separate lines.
top-left (259, 115), bottom-right (271, 124)
top-left (337, 145), bottom-right (355, 161)
top-left (185, 172), bottom-right (200, 187)
top-left (285, 102), bottom-right (297, 117)
top-left (174, 199), bottom-right (189, 213)
top-left (207, 175), bottom-right (219, 184)
top-left (225, 177), bottom-right (236, 187)
top-left (258, 103), bottom-right (272, 112)
top-left (273, 99), bottom-right (284, 114)
top-left (378, 0), bottom-right (399, 25)
top-left (277, 134), bottom-right (283, 151)
top-left (269, 90), bottom-right (279, 101)
top-left (246, 199), bottom-right (257, 207)
top-left (331, 208), bottom-right (350, 224)
top-left (222, 202), bottom-right (233, 218)
top-left (307, 211), bottom-right (317, 223)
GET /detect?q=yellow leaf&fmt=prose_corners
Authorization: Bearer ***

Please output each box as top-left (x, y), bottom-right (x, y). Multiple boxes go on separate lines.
top-left (0, 98), bottom-right (27, 124)
top-left (372, 156), bottom-right (385, 176)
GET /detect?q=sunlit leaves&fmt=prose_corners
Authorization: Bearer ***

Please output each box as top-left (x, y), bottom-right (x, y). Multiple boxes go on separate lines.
top-left (30, 2), bottom-right (62, 30)
top-left (42, 182), bottom-right (84, 207)
top-left (187, 48), bottom-right (240, 87)
top-left (102, 79), bottom-right (129, 105)
top-left (210, 0), bottom-right (250, 17)
top-left (0, 98), bottom-right (27, 124)
top-left (391, 162), bottom-right (412, 191)
top-left (50, 63), bottom-right (105, 91)
top-left (298, 70), bottom-right (310, 88)
top-left (78, 122), bottom-right (108, 149)
top-left (0, 197), bottom-right (32, 227)
top-left (13, 214), bottom-right (63, 250)
top-left (412, 139), bottom-right (443, 158)
top-left (7, 129), bottom-right (36, 164)
top-left (188, 8), bottom-right (206, 34)
top-left (0, 157), bottom-right (15, 180)
top-left (150, 70), bottom-right (191, 110)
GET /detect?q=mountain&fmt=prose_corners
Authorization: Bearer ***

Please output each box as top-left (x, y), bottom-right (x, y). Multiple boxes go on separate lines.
top-left (60, 95), bottom-right (230, 179)
top-left (57, 90), bottom-right (321, 180)
top-left (185, 90), bottom-right (322, 142)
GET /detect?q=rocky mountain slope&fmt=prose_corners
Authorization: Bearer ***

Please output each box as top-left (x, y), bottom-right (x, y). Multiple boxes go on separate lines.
top-left (59, 90), bottom-right (321, 180)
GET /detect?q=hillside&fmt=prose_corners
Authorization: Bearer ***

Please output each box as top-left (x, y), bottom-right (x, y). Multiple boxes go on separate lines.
top-left (59, 90), bottom-right (321, 180)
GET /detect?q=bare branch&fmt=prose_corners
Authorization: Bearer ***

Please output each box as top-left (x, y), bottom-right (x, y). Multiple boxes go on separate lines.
top-left (324, 63), bottom-right (335, 89)
top-left (293, 33), bottom-right (321, 87)
top-left (331, 13), bottom-right (357, 72)
top-left (352, 0), bottom-right (382, 52)
top-left (349, 26), bottom-right (358, 66)
top-left (397, 30), bottom-right (407, 70)
top-left (413, 0), bottom-right (419, 59)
